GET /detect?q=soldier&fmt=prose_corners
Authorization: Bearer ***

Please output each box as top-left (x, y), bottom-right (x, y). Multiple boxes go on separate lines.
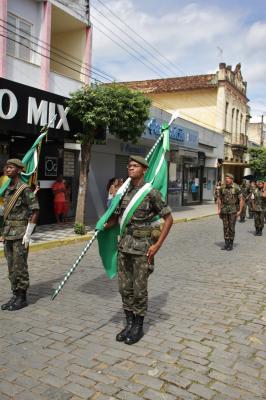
top-left (239, 180), bottom-right (248, 222)
top-left (104, 155), bottom-right (173, 344)
top-left (1, 159), bottom-right (39, 311)
top-left (217, 173), bottom-right (243, 251)
top-left (247, 181), bottom-right (256, 219)
top-left (251, 180), bottom-right (266, 236)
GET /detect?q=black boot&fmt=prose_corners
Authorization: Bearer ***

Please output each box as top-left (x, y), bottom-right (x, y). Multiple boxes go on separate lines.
top-left (221, 240), bottom-right (229, 250)
top-left (116, 310), bottom-right (135, 342)
top-left (227, 240), bottom-right (233, 251)
top-left (8, 289), bottom-right (28, 311)
top-left (1, 291), bottom-right (17, 310)
top-left (257, 229), bottom-right (262, 236)
top-left (124, 315), bottom-right (144, 345)
top-left (255, 228), bottom-right (259, 236)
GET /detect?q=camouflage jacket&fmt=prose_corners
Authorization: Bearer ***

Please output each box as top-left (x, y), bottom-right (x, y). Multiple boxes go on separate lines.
top-left (218, 183), bottom-right (242, 214)
top-left (118, 181), bottom-right (171, 255)
top-left (251, 188), bottom-right (266, 212)
top-left (3, 180), bottom-right (39, 240)
top-left (240, 185), bottom-right (248, 199)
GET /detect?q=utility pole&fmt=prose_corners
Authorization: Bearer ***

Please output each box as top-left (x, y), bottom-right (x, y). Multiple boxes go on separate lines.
top-left (84, 0), bottom-right (92, 85)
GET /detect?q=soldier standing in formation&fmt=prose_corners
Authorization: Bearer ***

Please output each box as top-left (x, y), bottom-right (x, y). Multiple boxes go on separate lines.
top-left (217, 173), bottom-right (244, 251)
top-left (251, 180), bottom-right (266, 236)
top-left (239, 180), bottom-right (248, 222)
top-left (1, 159), bottom-right (39, 311)
top-left (104, 155), bottom-right (173, 344)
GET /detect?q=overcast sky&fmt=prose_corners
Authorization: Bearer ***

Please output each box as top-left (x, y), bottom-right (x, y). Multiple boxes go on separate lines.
top-left (90, 0), bottom-right (266, 121)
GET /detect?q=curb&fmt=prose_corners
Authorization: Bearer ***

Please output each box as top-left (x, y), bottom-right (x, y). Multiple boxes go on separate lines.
top-left (173, 213), bottom-right (217, 224)
top-left (0, 213), bottom-right (217, 257)
top-left (0, 234), bottom-right (92, 258)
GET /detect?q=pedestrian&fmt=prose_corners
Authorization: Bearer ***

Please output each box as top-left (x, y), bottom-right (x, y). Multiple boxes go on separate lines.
top-left (104, 155), bottom-right (173, 345)
top-left (251, 180), bottom-right (266, 236)
top-left (1, 159), bottom-right (39, 311)
top-left (106, 177), bottom-right (120, 208)
top-left (217, 173), bottom-right (243, 251)
top-left (52, 175), bottom-right (66, 223)
top-left (214, 180), bottom-right (222, 203)
top-left (239, 180), bottom-right (248, 222)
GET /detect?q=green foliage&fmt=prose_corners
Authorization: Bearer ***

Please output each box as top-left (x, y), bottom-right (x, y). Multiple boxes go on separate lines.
top-left (249, 147), bottom-right (266, 177)
top-left (74, 222), bottom-right (86, 235)
top-left (67, 84), bottom-right (151, 144)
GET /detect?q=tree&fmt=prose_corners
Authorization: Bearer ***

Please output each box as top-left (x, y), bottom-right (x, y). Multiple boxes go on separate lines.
top-left (67, 84), bottom-right (151, 224)
top-left (249, 147), bottom-right (266, 178)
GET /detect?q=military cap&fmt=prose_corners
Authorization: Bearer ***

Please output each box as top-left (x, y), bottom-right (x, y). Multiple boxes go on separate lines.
top-left (225, 173), bottom-right (234, 180)
top-left (6, 158), bottom-right (25, 169)
top-left (256, 179), bottom-right (264, 183)
top-left (129, 155), bottom-right (149, 168)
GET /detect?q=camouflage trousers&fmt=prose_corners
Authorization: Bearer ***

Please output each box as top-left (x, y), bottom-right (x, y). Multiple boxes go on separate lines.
top-left (118, 251), bottom-right (153, 316)
top-left (221, 213), bottom-right (237, 240)
top-left (254, 211), bottom-right (264, 230)
top-left (4, 239), bottom-right (29, 291)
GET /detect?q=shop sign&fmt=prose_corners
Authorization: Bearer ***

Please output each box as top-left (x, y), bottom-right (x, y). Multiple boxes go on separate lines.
top-left (0, 78), bottom-right (82, 135)
top-left (45, 156), bottom-right (58, 177)
top-left (146, 118), bottom-right (199, 149)
top-left (120, 143), bottom-right (147, 155)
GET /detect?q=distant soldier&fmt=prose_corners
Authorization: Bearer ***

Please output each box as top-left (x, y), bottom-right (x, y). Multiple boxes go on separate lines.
top-left (104, 155), bottom-right (173, 344)
top-left (247, 181), bottom-right (256, 219)
top-left (217, 173), bottom-right (243, 251)
top-left (1, 159), bottom-right (39, 311)
top-left (251, 180), bottom-right (266, 236)
top-left (239, 180), bottom-right (248, 222)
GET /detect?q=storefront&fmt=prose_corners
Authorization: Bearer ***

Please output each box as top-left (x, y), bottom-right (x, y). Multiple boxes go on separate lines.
top-left (0, 77), bottom-right (81, 224)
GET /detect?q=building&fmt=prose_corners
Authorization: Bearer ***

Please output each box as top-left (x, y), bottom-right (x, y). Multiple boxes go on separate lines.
top-left (120, 63), bottom-right (250, 183)
top-left (247, 121), bottom-right (266, 148)
top-left (0, 0), bottom-right (91, 223)
top-left (86, 107), bottom-right (224, 223)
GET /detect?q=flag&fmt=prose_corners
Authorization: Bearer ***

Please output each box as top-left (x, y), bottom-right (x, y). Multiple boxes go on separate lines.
top-left (96, 122), bottom-right (170, 279)
top-left (0, 130), bottom-right (47, 197)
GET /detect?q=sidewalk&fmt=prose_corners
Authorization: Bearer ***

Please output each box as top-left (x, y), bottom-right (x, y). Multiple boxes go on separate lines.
top-left (0, 202), bottom-right (217, 255)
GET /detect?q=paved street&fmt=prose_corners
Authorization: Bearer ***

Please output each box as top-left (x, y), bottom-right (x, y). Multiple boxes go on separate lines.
top-left (0, 216), bottom-right (266, 400)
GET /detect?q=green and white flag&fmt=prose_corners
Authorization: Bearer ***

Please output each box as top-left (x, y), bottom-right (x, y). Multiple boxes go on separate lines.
top-left (96, 122), bottom-right (170, 279)
top-left (0, 116), bottom-right (56, 197)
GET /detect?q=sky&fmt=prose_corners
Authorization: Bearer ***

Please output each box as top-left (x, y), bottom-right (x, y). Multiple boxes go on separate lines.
top-left (90, 0), bottom-right (266, 122)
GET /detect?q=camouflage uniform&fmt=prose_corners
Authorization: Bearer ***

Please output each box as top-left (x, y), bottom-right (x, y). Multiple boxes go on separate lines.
top-left (251, 187), bottom-right (265, 233)
top-left (218, 183), bottom-right (242, 241)
top-left (118, 181), bottom-right (171, 316)
top-left (239, 184), bottom-right (248, 222)
top-left (3, 180), bottom-right (39, 291)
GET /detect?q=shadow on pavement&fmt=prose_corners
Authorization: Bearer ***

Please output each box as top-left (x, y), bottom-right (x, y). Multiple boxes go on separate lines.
top-left (28, 276), bottom-right (65, 304)
top-left (214, 241), bottom-right (239, 248)
top-left (78, 273), bottom-right (118, 299)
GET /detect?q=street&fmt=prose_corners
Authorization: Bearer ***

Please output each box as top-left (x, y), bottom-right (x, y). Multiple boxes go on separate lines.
top-left (0, 216), bottom-right (266, 400)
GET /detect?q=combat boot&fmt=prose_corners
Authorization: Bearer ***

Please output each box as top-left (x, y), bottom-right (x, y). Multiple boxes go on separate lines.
top-left (1, 291), bottom-right (17, 310)
top-left (221, 240), bottom-right (229, 250)
top-left (124, 315), bottom-right (144, 345)
top-left (257, 229), bottom-right (262, 236)
top-left (116, 310), bottom-right (135, 342)
top-left (8, 289), bottom-right (28, 311)
top-left (227, 240), bottom-right (233, 251)
top-left (255, 228), bottom-right (259, 236)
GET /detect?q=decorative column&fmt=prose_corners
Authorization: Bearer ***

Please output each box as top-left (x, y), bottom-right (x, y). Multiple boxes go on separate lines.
top-left (0, 0), bottom-right (8, 78)
top-left (83, 25), bottom-right (92, 85)
top-left (40, 1), bottom-right (52, 91)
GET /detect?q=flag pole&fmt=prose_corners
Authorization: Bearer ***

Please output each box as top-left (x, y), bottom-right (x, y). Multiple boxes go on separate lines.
top-left (51, 112), bottom-right (179, 300)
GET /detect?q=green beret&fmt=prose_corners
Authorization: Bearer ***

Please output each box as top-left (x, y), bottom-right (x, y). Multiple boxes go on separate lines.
top-left (225, 173), bottom-right (234, 180)
top-left (6, 159), bottom-right (25, 169)
top-left (129, 155), bottom-right (149, 168)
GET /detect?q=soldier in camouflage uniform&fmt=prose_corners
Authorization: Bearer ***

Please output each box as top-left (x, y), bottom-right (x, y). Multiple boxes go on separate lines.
top-left (247, 181), bottom-right (256, 219)
top-left (251, 180), bottom-right (266, 236)
top-left (1, 159), bottom-right (39, 311)
top-left (217, 173), bottom-right (243, 251)
top-left (239, 180), bottom-right (248, 222)
top-left (104, 155), bottom-right (173, 344)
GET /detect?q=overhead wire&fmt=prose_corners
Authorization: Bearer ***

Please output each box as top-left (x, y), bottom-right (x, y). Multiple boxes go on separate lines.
top-left (1, 17), bottom-right (115, 82)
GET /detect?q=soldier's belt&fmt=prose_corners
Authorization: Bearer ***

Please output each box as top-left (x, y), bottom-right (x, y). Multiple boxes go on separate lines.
top-left (126, 227), bottom-right (151, 238)
top-left (5, 220), bottom-right (28, 227)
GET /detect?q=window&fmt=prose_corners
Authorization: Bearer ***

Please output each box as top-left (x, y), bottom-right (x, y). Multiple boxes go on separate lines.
top-left (7, 13), bottom-right (32, 62)
top-left (224, 101), bottom-right (229, 131)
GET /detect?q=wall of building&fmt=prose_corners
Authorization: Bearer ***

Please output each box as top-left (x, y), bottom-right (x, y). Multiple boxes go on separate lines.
top-left (148, 88), bottom-right (218, 133)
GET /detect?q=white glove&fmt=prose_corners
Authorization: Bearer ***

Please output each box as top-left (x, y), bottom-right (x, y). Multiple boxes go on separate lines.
top-left (22, 223), bottom-right (36, 248)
